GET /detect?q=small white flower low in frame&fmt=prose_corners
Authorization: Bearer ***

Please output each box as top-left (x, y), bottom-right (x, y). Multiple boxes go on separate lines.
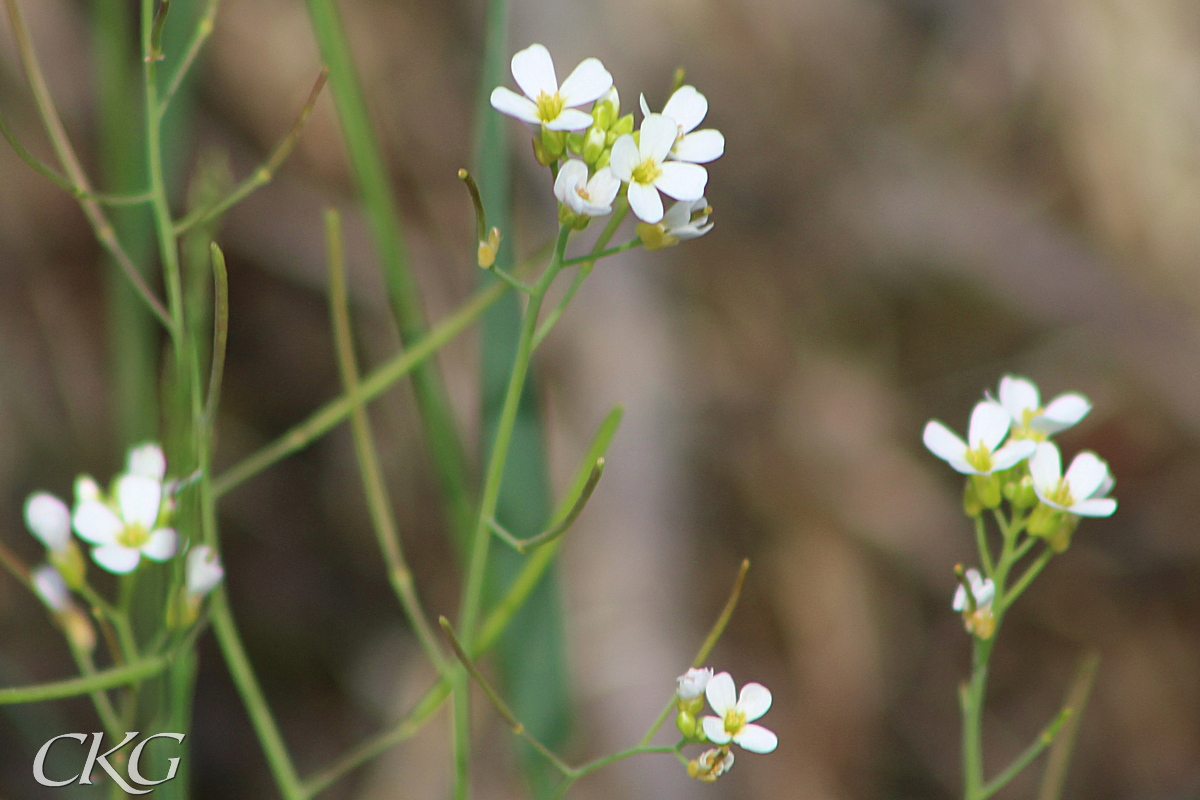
top-left (639, 197), bottom-right (713, 251)
top-left (639, 85), bottom-right (725, 164)
top-left (489, 44), bottom-right (612, 132)
top-left (609, 114), bottom-right (708, 223)
top-left (72, 444), bottom-right (177, 575)
top-left (996, 375), bottom-right (1091, 440)
top-left (688, 747), bottom-right (735, 782)
top-left (952, 568), bottom-right (995, 613)
top-left (186, 545), bottom-right (225, 598)
top-left (553, 160), bottom-right (619, 218)
top-left (701, 671), bottom-right (778, 754)
top-left (1029, 442), bottom-right (1117, 518)
top-left (676, 667), bottom-right (714, 701)
top-left (923, 400), bottom-right (1036, 476)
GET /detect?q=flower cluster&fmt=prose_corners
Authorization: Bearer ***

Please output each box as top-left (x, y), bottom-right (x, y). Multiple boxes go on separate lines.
top-left (22, 443), bottom-right (223, 633)
top-left (923, 376), bottom-right (1116, 637)
top-left (491, 43), bottom-right (722, 241)
top-left (674, 667), bottom-right (776, 782)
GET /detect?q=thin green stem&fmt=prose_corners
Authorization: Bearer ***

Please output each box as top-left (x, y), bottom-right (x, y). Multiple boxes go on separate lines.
top-left (0, 653), bottom-right (170, 704)
top-left (157, 0), bottom-right (219, 120)
top-left (173, 68), bottom-right (328, 235)
top-left (66, 643), bottom-right (123, 738)
top-left (489, 458), bottom-right (603, 553)
top-left (1004, 548), bottom-right (1053, 607)
top-left (453, 224), bottom-right (572, 800)
top-left (1, 0), bottom-right (171, 328)
top-left (212, 279), bottom-right (509, 497)
top-left (440, 618), bottom-right (574, 777)
top-left (204, 242), bottom-right (230, 429)
top-left (973, 515), bottom-right (994, 576)
top-left (210, 591), bottom-right (304, 800)
top-left (326, 208), bottom-right (447, 672)
top-left (559, 237), bottom-right (641, 267)
top-left (640, 559), bottom-right (751, 746)
top-left (979, 707), bottom-right (1071, 800)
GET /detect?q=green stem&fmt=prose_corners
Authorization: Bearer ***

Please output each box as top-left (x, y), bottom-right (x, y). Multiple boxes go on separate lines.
top-left (210, 591), bottom-right (304, 800)
top-left (452, 224), bottom-right (572, 800)
top-left (559, 237), bottom-right (640, 267)
top-left (0, 654), bottom-right (169, 704)
top-left (1004, 548), bottom-right (1053, 606)
top-left (157, 0), bottom-right (219, 120)
top-left (979, 707), bottom-right (1071, 800)
top-left (974, 515), bottom-right (994, 576)
top-left (212, 279), bottom-right (509, 498)
top-left (325, 209), bottom-right (447, 672)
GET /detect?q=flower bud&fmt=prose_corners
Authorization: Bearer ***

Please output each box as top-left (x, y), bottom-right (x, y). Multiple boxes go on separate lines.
top-left (62, 608), bottom-right (96, 654)
top-left (32, 565), bottom-right (70, 612)
top-left (637, 221), bottom-right (675, 252)
top-left (609, 113), bottom-right (634, 142)
top-left (49, 541), bottom-right (87, 590)
top-left (970, 473), bottom-right (1002, 510)
top-left (537, 127), bottom-right (566, 164)
top-left (676, 667), bottom-right (713, 701)
top-left (565, 131), bottom-right (585, 155)
top-left (1003, 474), bottom-right (1038, 510)
top-left (1026, 503), bottom-right (1064, 538)
top-left (582, 125), bottom-right (608, 165)
top-left (962, 479), bottom-right (984, 517)
top-left (24, 493), bottom-right (71, 552)
top-left (1047, 515), bottom-right (1078, 553)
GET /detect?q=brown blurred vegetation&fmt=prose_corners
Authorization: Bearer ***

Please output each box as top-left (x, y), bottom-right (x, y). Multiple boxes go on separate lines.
top-left (3, 0), bottom-right (1200, 798)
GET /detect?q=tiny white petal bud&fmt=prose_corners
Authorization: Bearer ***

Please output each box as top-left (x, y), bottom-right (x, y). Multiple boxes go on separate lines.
top-left (24, 493), bottom-right (72, 552)
top-left (32, 565), bottom-right (70, 612)
top-left (186, 545), bottom-right (225, 598)
top-left (676, 667), bottom-right (714, 700)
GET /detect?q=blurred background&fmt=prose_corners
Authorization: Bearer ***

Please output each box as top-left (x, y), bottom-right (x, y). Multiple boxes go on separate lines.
top-left (3, 0), bottom-right (1200, 797)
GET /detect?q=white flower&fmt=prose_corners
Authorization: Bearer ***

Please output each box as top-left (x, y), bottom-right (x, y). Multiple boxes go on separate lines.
top-left (610, 114), bottom-right (708, 223)
top-left (553, 160), bottom-right (620, 216)
top-left (676, 667), bottom-right (714, 701)
top-left (952, 568), bottom-right (995, 612)
top-left (490, 44), bottom-right (612, 131)
top-left (186, 545), bottom-right (224, 598)
top-left (24, 492), bottom-right (72, 552)
top-left (996, 376), bottom-right (1091, 440)
top-left (73, 469), bottom-right (177, 575)
top-left (639, 85), bottom-right (725, 163)
top-left (32, 565), bottom-right (70, 612)
top-left (1029, 442), bottom-right (1117, 517)
top-left (701, 672), bottom-right (778, 753)
top-left (923, 400), bottom-right (1036, 475)
top-left (663, 196), bottom-right (713, 239)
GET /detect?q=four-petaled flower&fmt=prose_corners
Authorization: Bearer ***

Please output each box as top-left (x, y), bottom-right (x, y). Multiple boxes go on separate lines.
top-left (640, 85), bottom-right (725, 164)
top-left (553, 160), bottom-right (620, 217)
top-left (996, 375), bottom-right (1091, 440)
top-left (702, 671), bottom-right (778, 753)
top-left (1029, 442), bottom-right (1117, 517)
top-left (953, 568), bottom-right (995, 613)
top-left (73, 444), bottom-right (177, 574)
top-left (610, 114), bottom-right (708, 224)
top-left (923, 400), bottom-right (1036, 475)
top-left (490, 44), bottom-right (612, 131)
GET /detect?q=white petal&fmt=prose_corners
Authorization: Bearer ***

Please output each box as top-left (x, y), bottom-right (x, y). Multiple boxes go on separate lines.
top-left (705, 672), bottom-right (737, 715)
top-left (1092, 473), bottom-right (1115, 499)
top-left (25, 493), bottom-right (72, 551)
top-left (117, 475), bottom-right (162, 530)
top-left (1063, 452), bottom-right (1109, 500)
top-left (141, 528), bottom-right (177, 561)
top-left (639, 93), bottom-right (651, 119)
top-left (990, 439), bottom-right (1037, 471)
top-left (608, 134), bottom-right (639, 181)
top-left (701, 716), bottom-right (732, 744)
top-left (554, 160), bottom-right (589, 205)
top-left (1037, 394), bottom-right (1091, 433)
top-left (32, 565), bottom-right (69, 611)
top-left (544, 108), bottom-right (594, 131)
top-left (676, 667), bottom-right (714, 700)
top-left (673, 129), bottom-right (725, 163)
top-left (656, 162), bottom-right (708, 201)
top-left (74, 476), bottom-right (101, 504)
top-left (952, 583), bottom-right (968, 611)
top-left (922, 421), bottom-right (968, 463)
top-left (736, 682), bottom-right (772, 721)
top-left (1029, 442), bottom-right (1063, 491)
top-left (627, 181), bottom-right (664, 223)
top-left (586, 167), bottom-right (620, 207)
top-left (510, 43), bottom-right (556, 99)
top-left (187, 545), bottom-right (225, 596)
top-left (662, 86), bottom-right (708, 134)
top-left (733, 724), bottom-right (778, 754)
top-left (490, 87), bottom-right (541, 124)
top-left (640, 114), bottom-right (678, 163)
top-left (1071, 497), bottom-right (1117, 517)
top-left (974, 577), bottom-right (996, 606)
top-left (73, 501), bottom-right (123, 545)
top-left (662, 198), bottom-right (694, 229)
top-left (557, 58), bottom-right (612, 107)
top-left (127, 443), bottom-right (166, 480)
top-left (998, 375), bottom-right (1039, 419)
top-left (967, 401), bottom-right (1011, 452)
top-left (92, 545), bottom-right (141, 575)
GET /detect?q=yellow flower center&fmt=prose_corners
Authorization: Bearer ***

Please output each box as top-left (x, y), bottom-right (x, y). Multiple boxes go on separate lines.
top-left (1045, 479), bottom-right (1075, 508)
top-left (575, 185), bottom-right (591, 201)
top-left (535, 91), bottom-right (565, 122)
top-left (631, 157), bottom-right (662, 186)
top-left (117, 522), bottom-right (149, 549)
top-left (964, 443), bottom-right (994, 473)
top-left (723, 709), bottom-right (746, 735)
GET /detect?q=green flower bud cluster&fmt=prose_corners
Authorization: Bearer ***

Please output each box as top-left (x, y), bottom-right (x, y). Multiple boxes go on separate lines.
top-left (564, 93), bottom-right (634, 170)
